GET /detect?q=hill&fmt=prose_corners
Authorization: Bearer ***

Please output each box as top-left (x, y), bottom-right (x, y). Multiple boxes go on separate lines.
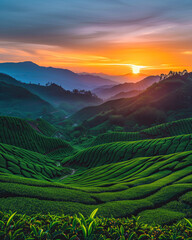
top-left (109, 90), bottom-right (142, 100)
top-left (90, 117), bottom-right (192, 146)
top-left (93, 75), bottom-right (160, 99)
top-left (0, 72), bottom-right (102, 114)
top-left (0, 116), bottom-right (74, 156)
top-left (87, 72), bottom-right (148, 83)
top-left (1, 149), bottom-right (192, 225)
top-left (72, 72), bottom-right (192, 130)
top-left (0, 81), bottom-right (53, 118)
top-left (62, 133), bottom-right (192, 168)
top-left (0, 115), bottom-right (192, 225)
top-left (2, 71), bottom-right (192, 226)
top-left (0, 143), bottom-right (64, 180)
top-left (0, 61), bottom-right (116, 90)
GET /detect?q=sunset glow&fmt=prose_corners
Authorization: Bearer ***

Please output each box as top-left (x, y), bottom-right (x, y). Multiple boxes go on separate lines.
top-left (132, 66), bottom-right (140, 74)
top-left (0, 0), bottom-right (192, 76)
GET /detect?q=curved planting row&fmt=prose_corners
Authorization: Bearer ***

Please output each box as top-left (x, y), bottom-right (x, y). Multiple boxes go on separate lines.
top-left (0, 143), bottom-right (64, 180)
top-left (29, 118), bottom-right (57, 137)
top-left (0, 116), bottom-right (73, 155)
top-left (90, 117), bottom-right (192, 146)
top-left (62, 150), bottom-right (192, 188)
top-left (1, 150), bottom-right (192, 225)
top-left (90, 132), bottom-right (142, 146)
top-left (142, 117), bottom-right (192, 138)
top-left (64, 134), bottom-right (192, 168)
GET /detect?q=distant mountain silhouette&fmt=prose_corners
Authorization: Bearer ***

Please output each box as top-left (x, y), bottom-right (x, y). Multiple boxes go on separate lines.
top-left (93, 75), bottom-right (160, 99)
top-left (109, 90), bottom-right (142, 100)
top-left (0, 81), bottom-right (53, 118)
top-left (0, 61), bottom-right (116, 90)
top-left (0, 73), bottom-right (102, 114)
top-left (72, 72), bottom-right (192, 127)
top-left (88, 72), bottom-right (148, 83)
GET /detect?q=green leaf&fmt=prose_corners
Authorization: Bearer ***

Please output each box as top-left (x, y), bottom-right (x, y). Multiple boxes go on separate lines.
top-left (128, 232), bottom-right (135, 240)
top-left (6, 212), bottom-right (16, 228)
top-left (31, 225), bottom-right (38, 236)
top-left (0, 220), bottom-right (5, 227)
top-left (72, 219), bottom-right (77, 229)
top-left (12, 228), bottom-right (23, 237)
top-left (90, 209), bottom-right (98, 220)
top-left (50, 221), bottom-right (60, 230)
top-left (185, 218), bottom-right (192, 228)
top-left (52, 230), bottom-right (63, 239)
top-left (120, 225), bottom-right (124, 236)
top-left (39, 229), bottom-right (43, 237)
top-left (70, 235), bottom-right (78, 240)
top-left (79, 213), bottom-right (86, 226)
top-left (138, 234), bottom-right (150, 240)
top-left (81, 224), bottom-right (87, 238)
top-left (88, 221), bottom-right (94, 237)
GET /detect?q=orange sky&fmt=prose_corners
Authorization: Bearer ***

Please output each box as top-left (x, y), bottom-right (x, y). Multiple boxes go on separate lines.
top-left (15, 44), bottom-right (192, 75)
top-left (1, 0), bottom-right (192, 76)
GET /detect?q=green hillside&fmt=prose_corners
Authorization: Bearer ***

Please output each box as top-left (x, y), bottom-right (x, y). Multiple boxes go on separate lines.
top-left (0, 143), bottom-right (64, 180)
top-left (72, 73), bottom-right (192, 132)
top-left (0, 82), bottom-right (54, 118)
top-left (91, 117), bottom-right (192, 146)
top-left (1, 150), bottom-right (192, 225)
top-left (1, 114), bottom-right (192, 226)
top-left (0, 116), bottom-right (73, 155)
top-left (29, 118), bottom-right (57, 137)
top-left (63, 133), bottom-right (192, 168)
top-left (0, 72), bottom-right (102, 114)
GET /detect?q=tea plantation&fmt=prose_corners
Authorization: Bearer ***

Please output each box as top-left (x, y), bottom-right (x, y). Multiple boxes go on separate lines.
top-left (90, 117), bottom-right (192, 146)
top-left (1, 116), bottom-right (192, 233)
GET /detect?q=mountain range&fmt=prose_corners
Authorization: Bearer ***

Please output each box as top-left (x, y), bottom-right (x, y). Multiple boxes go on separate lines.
top-left (0, 61), bottom-right (116, 90)
top-left (0, 73), bottom-right (102, 118)
top-left (72, 72), bottom-right (192, 130)
top-left (89, 72), bottom-right (148, 83)
top-left (93, 75), bottom-right (160, 99)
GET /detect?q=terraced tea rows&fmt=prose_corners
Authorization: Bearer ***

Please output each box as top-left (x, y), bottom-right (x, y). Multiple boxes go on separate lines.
top-left (1, 115), bottom-right (192, 225)
top-left (91, 117), bottom-right (192, 146)
top-left (64, 133), bottom-right (192, 168)
top-left (29, 118), bottom-right (57, 137)
top-left (1, 150), bottom-right (192, 224)
top-left (0, 116), bottom-right (73, 155)
top-left (0, 143), bottom-right (64, 180)
top-left (62, 151), bottom-right (192, 188)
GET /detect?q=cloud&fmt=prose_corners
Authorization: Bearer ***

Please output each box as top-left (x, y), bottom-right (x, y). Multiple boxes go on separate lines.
top-left (0, 0), bottom-right (192, 50)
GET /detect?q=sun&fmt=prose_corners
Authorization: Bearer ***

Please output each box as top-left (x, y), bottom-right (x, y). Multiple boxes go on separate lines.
top-left (131, 65), bottom-right (141, 74)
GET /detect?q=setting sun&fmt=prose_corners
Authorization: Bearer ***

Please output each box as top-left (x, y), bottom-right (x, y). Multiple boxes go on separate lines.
top-left (132, 65), bottom-right (141, 74)
top-left (128, 65), bottom-right (146, 74)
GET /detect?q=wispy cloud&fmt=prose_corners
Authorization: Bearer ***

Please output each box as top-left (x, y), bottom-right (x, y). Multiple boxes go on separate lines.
top-left (1, 0), bottom-right (192, 73)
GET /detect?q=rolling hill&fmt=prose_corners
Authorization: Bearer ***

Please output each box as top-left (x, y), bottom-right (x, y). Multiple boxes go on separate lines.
top-left (109, 89), bottom-right (142, 100)
top-left (0, 112), bottom-right (192, 226)
top-left (0, 72), bottom-right (102, 114)
top-left (1, 73), bottom-right (192, 228)
top-left (87, 72), bottom-right (148, 83)
top-left (0, 81), bottom-right (54, 118)
top-left (93, 75), bottom-right (160, 99)
top-left (0, 116), bottom-right (74, 156)
top-left (72, 72), bottom-right (192, 130)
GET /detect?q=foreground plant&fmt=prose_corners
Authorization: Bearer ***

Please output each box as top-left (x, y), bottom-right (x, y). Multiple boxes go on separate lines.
top-left (0, 210), bottom-right (192, 239)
